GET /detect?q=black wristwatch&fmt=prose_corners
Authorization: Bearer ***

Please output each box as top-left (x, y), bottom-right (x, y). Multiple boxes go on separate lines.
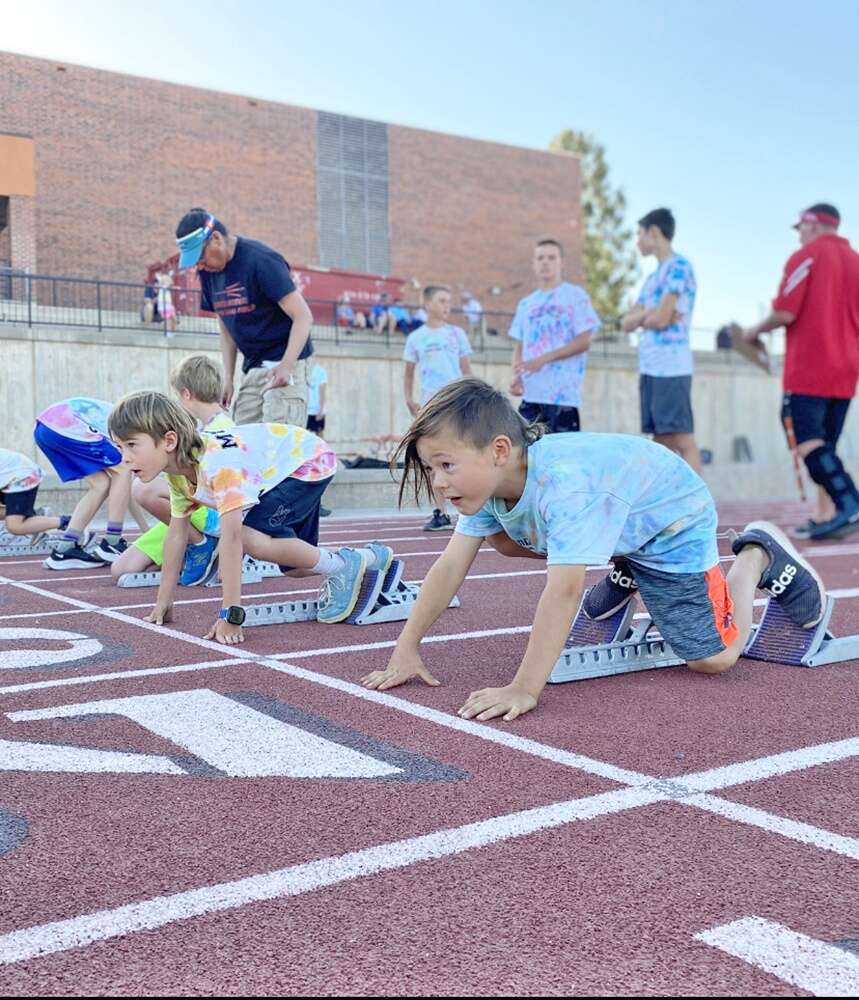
top-left (219, 606), bottom-right (246, 626)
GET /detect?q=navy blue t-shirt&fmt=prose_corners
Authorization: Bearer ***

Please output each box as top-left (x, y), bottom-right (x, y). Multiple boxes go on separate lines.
top-left (199, 237), bottom-right (313, 372)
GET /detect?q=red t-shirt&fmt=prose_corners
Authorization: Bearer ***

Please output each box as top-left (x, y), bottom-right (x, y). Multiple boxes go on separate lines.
top-left (774, 234), bottom-right (859, 398)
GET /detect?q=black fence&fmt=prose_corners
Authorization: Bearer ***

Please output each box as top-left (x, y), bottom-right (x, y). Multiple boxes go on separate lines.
top-left (0, 268), bottom-right (747, 362)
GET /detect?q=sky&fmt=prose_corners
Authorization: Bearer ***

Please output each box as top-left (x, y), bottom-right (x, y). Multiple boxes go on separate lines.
top-left (3, 0), bottom-right (858, 329)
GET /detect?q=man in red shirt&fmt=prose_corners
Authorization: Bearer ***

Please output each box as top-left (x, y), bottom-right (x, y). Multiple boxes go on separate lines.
top-left (739, 204), bottom-right (859, 540)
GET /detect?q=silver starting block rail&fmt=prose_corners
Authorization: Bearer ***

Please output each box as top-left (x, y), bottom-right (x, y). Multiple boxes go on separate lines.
top-left (243, 558), bottom-right (458, 628)
top-left (549, 589), bottom-right (859, 684)
top-left (0, 532), bottom-right (58, 558)
top-left (117, 555), bottom-right (282, 589)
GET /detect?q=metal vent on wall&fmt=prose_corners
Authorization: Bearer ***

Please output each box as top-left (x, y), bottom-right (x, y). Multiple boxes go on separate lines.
top-left (317, 112), bottom-right (390, 274)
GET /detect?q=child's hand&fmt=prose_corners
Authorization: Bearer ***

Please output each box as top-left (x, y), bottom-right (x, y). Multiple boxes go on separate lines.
top-left (458, 684), bottom-right (537, 723)
top-left (205, 619), bottom-right (245, 645)
top-left (145, 603), bottom-right (173, 626)
top-left (361, 649), bottom-right (440, 691)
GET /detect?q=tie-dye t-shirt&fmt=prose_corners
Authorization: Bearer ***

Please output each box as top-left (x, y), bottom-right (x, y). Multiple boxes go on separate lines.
top-left (168, 423), bottom-right (336, 519)
top-left (508, 283), bottom-right (601, 407)
top-left (36, 398), bottom-right (113, 442)
top-left (636, 255), bottom-right (697, 377)
top-left (403, 324), bottom-right (473, 404)
top-left (455, 432), bottom-right (718, 573)
top-left (0, 449), bottom-right (43, 493)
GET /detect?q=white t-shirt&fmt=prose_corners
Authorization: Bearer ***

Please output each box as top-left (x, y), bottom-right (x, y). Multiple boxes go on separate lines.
top-left (0, 449), bottom-right (43, 494)
top-left (508, 282), bottom-right (601, 407)
top-left (403, 324), bottom-right (473, 404)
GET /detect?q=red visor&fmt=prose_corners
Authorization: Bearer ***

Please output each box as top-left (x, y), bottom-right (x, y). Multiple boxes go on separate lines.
top-left (793, 210), bottom-right (840, 229)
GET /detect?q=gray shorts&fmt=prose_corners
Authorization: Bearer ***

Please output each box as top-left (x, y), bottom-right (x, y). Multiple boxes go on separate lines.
top-left (640, 374), bottom-right (694, 435)
top-left (627, 559), bottom-right (739, 662)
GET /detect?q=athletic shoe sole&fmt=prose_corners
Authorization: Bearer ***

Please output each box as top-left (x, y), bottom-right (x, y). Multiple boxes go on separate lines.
top-left (44, 557), bottom-right (106, 571)
top-left (317, 552), bottom-right (369, 624)
top-left (743, 519), bottom-right (826, 629)
top-left (423, 523), bottom-right (453, 532)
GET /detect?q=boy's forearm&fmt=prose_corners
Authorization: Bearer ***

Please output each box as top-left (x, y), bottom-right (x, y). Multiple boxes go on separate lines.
top-left (218, 322), bottom-right (238, 376)
top-left (397, 554), bottom-right (470, 650)
top-left (218, 527), bottom-right (244, 609)
top-left (510, 581), bottom-right (583, 698)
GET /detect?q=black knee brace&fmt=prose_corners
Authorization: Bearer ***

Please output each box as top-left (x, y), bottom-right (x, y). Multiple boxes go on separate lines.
top-left (804, 445), bottom-right (859, 506)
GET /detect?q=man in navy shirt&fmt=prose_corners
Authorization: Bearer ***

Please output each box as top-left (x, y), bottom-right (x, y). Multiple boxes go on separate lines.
top-left (175, 209), bottom-right (314, 426)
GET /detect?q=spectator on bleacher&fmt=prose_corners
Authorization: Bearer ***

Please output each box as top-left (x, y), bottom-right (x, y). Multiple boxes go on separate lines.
top-left (175, 208), bottom-right (314, 426)
top-left (155, 270), bottom-right (177, 336)
top-left (462, 290), bottom-right (483, 333)
top-left (389, 299), bottom-right (412, 334)
top-left (371, 293), bottom-right (390, 333)
top-left (336, 295), bottom-right (355, 329)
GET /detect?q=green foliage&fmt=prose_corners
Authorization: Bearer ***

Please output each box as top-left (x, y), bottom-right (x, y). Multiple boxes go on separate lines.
top-left (550, 129), bottom-right (638, 322)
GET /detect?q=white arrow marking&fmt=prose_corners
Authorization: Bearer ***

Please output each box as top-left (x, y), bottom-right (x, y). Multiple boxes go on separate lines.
top-left (0, 739), bottom-right (183, 774)
top-left (7, 689), bottom-right (402, 779)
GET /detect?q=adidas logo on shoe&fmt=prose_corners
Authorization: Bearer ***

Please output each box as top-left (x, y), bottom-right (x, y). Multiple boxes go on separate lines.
top-left (767, 563), bottom-right (797, 596)
top-left (610, 567), bottom-right (637, 590)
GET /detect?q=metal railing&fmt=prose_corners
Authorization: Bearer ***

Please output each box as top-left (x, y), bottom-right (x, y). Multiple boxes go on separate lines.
top-left (0, 268), bottom-right (771, 362)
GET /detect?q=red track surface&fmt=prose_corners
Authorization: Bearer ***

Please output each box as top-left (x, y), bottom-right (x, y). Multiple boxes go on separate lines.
top-left (1, 501), bottom-right (858, 996)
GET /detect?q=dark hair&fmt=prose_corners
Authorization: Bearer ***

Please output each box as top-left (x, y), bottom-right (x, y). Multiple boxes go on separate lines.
top-left (392, 377), bottom-right (544, 506)
top-left (176, 208), bottom-right (228, 239)
top-left (808, 203), bottom-right (840, 224)
top-left (536, 238), bottom-right (564, 256)
top-left (422, 284), bottom-right (450, 302)
top-left (638, 208), bottom-right (675, 241)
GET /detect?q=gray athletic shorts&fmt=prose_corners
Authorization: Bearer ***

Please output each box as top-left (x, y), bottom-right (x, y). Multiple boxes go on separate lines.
top-left (640, 374), bottom-right (694, 435)
top-left (626, 559), bottom-right (739, 661)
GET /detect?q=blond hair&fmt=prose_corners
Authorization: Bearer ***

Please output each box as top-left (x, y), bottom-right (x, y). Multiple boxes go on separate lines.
top-left (170, 355), bottom-right (223, 404)
top-left (109, 391), bottom-right (203, 469)
top-left (392, 377), bottom-right (544, 505)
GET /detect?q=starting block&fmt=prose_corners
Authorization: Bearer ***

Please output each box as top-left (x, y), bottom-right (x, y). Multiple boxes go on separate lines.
top-left (117, 555), bottom-right (282, 589)
top-left (548, 589), bottom-right (859, 683)
top-left (0, 532), bottom-right (58, 558)
top-left (243, 558), bottom-right (458, 628)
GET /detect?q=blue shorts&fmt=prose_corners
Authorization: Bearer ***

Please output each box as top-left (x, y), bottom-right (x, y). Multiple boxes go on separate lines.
top-left (1, 486), bottom-right (39, 518)
top-left (640, 375), bottom-right (694, 435)
top-left (243, 475), bottom-right (332, 572)
top-left (34, 422), bottom-right (121, 483)
top-left (782, 394), bottom-right (851, 447)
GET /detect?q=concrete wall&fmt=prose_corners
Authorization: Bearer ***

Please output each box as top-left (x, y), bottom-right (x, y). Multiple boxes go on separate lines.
top-left (2, 320), bottom-right (857, 507)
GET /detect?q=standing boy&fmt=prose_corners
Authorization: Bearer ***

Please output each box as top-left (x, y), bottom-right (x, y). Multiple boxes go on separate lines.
top-left (404, 285), bottom-right (473, 531)
top-left (509, 239), bottom-right (601, 432)
top-left (623, 208), bottom-right (701, 471)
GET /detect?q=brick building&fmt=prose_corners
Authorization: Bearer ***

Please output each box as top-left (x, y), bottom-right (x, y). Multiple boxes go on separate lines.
top-left (0, 50), bottom-right (583, 315)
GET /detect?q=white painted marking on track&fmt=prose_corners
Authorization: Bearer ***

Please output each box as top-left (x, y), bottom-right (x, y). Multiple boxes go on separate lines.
top-left (7, 689), bottom-right (401, 778)
top-left (0, 658), bottom-right (237, 695)
top-left (0, 628), bottom-right (103, 669)
top-left (0, 739), bottom-right (184, 775)
top-left (0, 783), bottom-right (664, 966)
top-left (695, 917), bottom-right (859, 996)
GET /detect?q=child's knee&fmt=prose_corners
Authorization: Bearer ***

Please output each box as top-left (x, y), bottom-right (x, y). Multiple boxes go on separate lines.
top-left (86, 471), bottom-right (111, 493)
top-left (134, 478), bottom-right (161, 509)
top-left (485, 532), bottom-right (518, 557)
top-left (687, 648), bottom-right (737, 675)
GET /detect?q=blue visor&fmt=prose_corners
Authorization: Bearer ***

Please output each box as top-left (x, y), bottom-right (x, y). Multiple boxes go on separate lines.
top-left (176, 214), bottom-right (216, 269)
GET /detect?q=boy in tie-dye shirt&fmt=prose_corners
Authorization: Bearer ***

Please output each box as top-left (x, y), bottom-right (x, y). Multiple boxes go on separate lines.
top-left (109, 392), bottom-right (393, 643)
top-left (509, 239), bottom-right (601, 433)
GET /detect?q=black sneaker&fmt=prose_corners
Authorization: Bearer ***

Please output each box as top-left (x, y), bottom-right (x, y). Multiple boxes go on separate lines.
top-left (731, 520), bottom-right (825, 629)
top-left (790, 519), bottom-right (823, 540)
top-left (423, 509), bottom-right (453, 532)
top-left (44, 544), bottom-right (107, 571)
top-left (320, 507), bottom-right (333, 518)
top-left (807, 495), bottom-right (859, 541)
top-left (93, 538), bottom-right (129, 564)
top-left (582, 559), bottom-right (639, 620)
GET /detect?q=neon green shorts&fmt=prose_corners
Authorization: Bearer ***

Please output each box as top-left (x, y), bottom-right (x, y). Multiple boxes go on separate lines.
top-left (132, 507), bottom-right (210, 567)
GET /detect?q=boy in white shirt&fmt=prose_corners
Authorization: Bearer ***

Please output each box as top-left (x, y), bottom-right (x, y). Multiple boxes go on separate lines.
top-left (403, 285), bottom-right (473, 531)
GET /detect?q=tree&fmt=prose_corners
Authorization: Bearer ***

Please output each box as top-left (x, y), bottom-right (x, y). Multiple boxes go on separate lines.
top-left (550, 129), bottom-right (638, 324)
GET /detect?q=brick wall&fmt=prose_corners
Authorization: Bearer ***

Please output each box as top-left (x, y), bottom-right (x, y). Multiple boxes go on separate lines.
top-left (0, 51), bottom-right (582, 319)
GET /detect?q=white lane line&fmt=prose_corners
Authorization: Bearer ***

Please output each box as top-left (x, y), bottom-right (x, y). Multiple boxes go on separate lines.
top-left (688, 794), bottom-right (859, 861)
top-left (0, 783), bottom-right (664, 967)
top-left (695, 917), bottom-right (859, 996)
top-left (680, 738), bottom-right (859, 793)
top-left (0, 658), bottom-right (238, 696)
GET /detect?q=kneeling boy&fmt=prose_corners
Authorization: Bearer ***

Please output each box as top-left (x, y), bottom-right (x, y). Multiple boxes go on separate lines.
top-left (361, 378), bottom-right (825, 721)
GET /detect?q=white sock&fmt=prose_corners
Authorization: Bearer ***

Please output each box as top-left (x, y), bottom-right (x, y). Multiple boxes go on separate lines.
top-left (312, 549), bottom-right (346, 575)
top-left (354, 546), bottom-right (382, 570)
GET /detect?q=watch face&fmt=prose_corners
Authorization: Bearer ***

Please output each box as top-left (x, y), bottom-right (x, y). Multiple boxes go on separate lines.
top-left (226, 606), bottom-right (246, 626)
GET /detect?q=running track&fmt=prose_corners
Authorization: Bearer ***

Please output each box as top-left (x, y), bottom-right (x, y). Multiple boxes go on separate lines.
top-left (1, 500), bottom-right (858, 995)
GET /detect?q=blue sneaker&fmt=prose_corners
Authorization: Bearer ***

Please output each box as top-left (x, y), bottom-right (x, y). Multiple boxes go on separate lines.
top-left (367, 541), bottom-right (394, 575)
top-left (179, 535), bottom-right (220, 586)
top-left (316, 548), bottom-right (368, 624)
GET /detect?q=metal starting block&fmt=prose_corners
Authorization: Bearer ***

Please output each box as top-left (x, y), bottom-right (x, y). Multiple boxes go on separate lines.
top-left (549, 590), bottom-right (859, 683)
top-left (118, 555), bottom-right (282, 589)
top-left (243, 558), bottom-right (459, 628)
top-left (0, 532), bottom-right (58, 557)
